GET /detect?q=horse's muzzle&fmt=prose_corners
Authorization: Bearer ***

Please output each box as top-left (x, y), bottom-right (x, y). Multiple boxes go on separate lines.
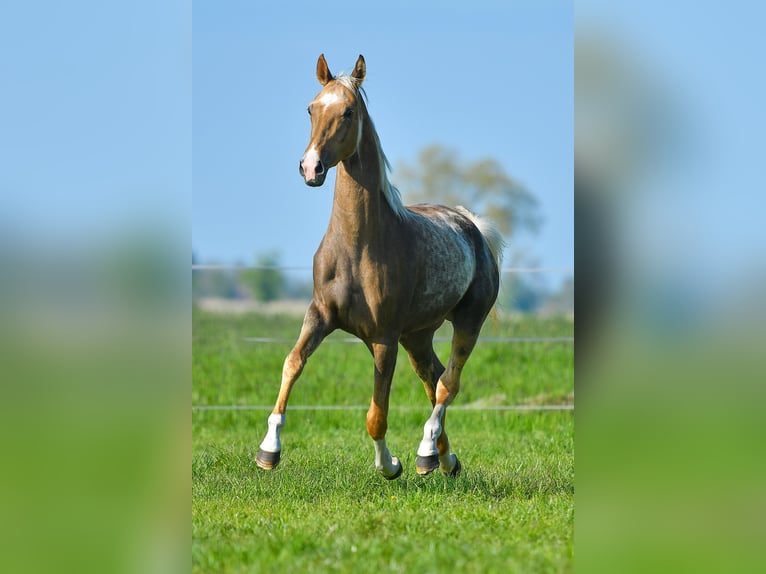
top-left (299, 157), bottom-right (326, 187)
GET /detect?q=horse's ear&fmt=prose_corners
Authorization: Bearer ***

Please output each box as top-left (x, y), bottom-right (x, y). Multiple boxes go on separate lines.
top-left (351, 54), bottom-right (366, 84)
top-left (316, 54), bottom-right (333, 86)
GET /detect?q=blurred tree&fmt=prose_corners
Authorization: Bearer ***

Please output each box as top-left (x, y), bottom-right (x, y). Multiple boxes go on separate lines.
top-left (395, 144), bottom-right (541, 238)
top-left (550, 277), bottom-right (574, 314)
top-left (396, 145), bottom-right (547, 312)
top-left (241, 251), bottom-right (285, 302)
top-left (494, 250), bottom-right (549, 313)
top-left (501, 274), bottom-right (548, 313)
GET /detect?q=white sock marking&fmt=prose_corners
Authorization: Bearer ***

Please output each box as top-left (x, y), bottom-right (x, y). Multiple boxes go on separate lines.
top-left (373, 439), bottom-right (401, 477)
top-left (417, 404), bottom-right (445, 457)
top-left (259, 413), bottom-right (285, 453)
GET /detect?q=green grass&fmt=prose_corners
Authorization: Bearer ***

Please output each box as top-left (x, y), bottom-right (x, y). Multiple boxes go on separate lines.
top-left (193, 309), bottom-right (574, 573)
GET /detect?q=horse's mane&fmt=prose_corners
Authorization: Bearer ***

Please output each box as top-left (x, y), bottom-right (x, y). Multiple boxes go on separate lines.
top-left (335, 74), bottom-right (409, 219)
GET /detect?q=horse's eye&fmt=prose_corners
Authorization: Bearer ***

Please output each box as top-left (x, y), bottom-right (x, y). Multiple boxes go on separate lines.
top-left (343, 108), bottom-right (354, 119)
top-left (307, 107), bottom-right (312, 116)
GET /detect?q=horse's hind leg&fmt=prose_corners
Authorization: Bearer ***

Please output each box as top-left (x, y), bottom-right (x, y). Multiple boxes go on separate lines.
top-left (401, 331), bottom-right (459, 476)
top-left (415, 325), bottom-right (484, 477)
top-left (256, 301), bottom-right (331, 470)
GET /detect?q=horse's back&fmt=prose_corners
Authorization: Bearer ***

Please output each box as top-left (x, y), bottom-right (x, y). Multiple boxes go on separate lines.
top-left (405, 204), bottom-right (497, 274)
top-left (402, 204), bottom-right (498, 327)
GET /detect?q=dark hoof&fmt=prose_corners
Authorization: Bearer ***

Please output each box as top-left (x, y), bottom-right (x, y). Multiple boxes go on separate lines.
top-left (255, 449), bottom-right (281, 470)
top-left (383, 461), bottom-right (404, 481)
top-left (442, 457), bottom-right (462, 477)
top-left (415, 454), bottom-right (440, 476)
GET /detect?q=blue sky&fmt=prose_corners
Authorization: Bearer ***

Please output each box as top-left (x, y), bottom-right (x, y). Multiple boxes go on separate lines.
top-left (0, 2), bottom-right (190, 239)
top-left (6, 1), bottom-right (763, 305)
top-left (0, 1), bottom-right (571, 284)
top-left (193, 1), bottom-right (573, 278)
top-left (576, 1), bottom-right (766, 302)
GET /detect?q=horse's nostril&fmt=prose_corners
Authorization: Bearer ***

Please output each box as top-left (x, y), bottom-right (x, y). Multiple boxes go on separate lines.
top-left (316, 161), bottom-right (325, 175)
top-left (299, 161), bottom-right (305, 176)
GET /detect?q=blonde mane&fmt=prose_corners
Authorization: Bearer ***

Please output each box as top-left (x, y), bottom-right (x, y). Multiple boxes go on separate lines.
top-left (335, 74), bottom-right (409, 219)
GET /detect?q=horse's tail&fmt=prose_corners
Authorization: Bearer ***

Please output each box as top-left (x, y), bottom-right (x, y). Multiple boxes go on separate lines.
top-left (455, 206), bottom-right (505, 273)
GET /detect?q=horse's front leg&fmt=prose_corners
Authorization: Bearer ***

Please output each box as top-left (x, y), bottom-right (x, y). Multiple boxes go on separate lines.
top-left (256, 302), bottom-right (331, 470)
top-left (367, 340), bottom-right (403, 480)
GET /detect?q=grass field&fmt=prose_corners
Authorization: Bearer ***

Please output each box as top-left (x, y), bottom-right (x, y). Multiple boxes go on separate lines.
top-left (193, 308), bottom-right (574, 573)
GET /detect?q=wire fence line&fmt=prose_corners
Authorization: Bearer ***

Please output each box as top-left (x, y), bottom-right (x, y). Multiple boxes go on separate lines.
top-left (193, 264), bottom-right (575, 344)
top-left (192, 404), bottom-right (573, 412)
top-left (192, 264), bottom-right (574, 274)
top-left (243, 336), bottom-right (573, 344)
top-left (194, 265), bottom-right (573, 410)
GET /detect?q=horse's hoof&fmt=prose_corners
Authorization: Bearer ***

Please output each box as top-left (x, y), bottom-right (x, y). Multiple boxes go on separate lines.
top-left (442, 456), bottom-right (462, 477)
top-left (415, 454), bottom-right (440, 475)
top-left (255, 449), bottom-right (281, 470)
top-left (383, 460), bottom-right (404, 481)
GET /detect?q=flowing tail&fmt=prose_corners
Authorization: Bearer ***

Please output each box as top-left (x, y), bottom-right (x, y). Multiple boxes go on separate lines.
top-left (455, 206), bottom-right (506, 272)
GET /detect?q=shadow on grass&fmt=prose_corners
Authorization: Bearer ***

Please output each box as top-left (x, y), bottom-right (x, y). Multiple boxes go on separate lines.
top-left (370, 455), bottom-right (574, 502)
top-left (193, 443), bottom-right (573, 505)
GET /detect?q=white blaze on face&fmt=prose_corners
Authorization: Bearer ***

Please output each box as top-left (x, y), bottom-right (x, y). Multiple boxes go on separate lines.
top-left (301, 145), bottom-right (320, 180)
top-left (319, 91), bottom-right (341, 109)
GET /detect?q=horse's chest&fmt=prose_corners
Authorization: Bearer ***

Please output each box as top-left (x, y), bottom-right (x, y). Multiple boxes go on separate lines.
top-left (316, 261), bottom-right (400, 329)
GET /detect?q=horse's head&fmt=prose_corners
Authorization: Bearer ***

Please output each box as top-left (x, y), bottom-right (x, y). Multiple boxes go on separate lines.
top-left (299, 54), bottom-right (366, 187)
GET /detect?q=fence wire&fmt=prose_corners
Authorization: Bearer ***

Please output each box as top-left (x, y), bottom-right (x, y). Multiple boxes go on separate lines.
top-left (243, 336), bottom-right (573, 344)
top-left (192, 264), bottom-right (574, 274)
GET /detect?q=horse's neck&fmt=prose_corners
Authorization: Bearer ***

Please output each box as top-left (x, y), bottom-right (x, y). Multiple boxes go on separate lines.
top-left (329, 117), bottom-right (397, 249)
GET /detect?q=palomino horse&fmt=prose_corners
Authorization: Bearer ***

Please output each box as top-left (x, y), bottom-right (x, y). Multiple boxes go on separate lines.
top-left (256, 54), bottom-right (503, 479)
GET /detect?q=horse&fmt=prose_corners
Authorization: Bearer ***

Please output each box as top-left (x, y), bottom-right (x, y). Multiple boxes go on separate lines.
top-left (255, 54), bottom-right (503, 479)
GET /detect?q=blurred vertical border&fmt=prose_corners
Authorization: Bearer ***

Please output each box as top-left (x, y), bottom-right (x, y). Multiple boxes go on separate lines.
top-left (0, 2), bottom-right (190, 573)
top-left (3, 1), bottom-right (766, 572)
top-left (577, 2), bottom-right (766, 572)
